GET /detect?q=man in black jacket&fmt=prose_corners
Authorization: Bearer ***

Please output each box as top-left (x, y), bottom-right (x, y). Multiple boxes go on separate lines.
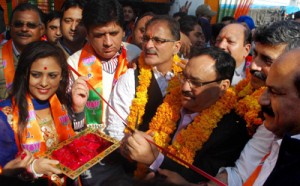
top-left (124, 47), bottom-right (249, 183)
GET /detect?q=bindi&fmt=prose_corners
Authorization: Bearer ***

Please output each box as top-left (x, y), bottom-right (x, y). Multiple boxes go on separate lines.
top-left (44, 67), bottom-right (47, 70)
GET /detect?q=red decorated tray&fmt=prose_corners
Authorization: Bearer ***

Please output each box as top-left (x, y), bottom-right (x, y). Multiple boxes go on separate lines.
top-left (45, 128), bottom-right (120, 179)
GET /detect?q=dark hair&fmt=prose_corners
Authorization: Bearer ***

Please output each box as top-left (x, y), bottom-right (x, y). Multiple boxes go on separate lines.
top-left (61, 0), bottom-right (86, 13)
top-left (44, 10), bottom-right (61, 26)
top-left (83, 0), bottom-right (124, 31)
top-left (189, 47), bottom-right (236, 84)
top-left (10, 3), bottom-right (43, 24)
top-left (178, 15), bottom-right (199, 36)
top-left (221, 16), bottom-right (236, 23)
top-left (254, 21), bottom-right (300, 51)
top-left (134, 12), bottom-right (155, 27)
top-left (173, 12), bottom-right (187, 19)
top-left (122, 2), bottom-right (139, 18)
top-left (145, 15), bottom-right (180, 41)
top-left (211, 23), bottom-right (225, 45)
top-left (10, 41), bottom-right (69, 136)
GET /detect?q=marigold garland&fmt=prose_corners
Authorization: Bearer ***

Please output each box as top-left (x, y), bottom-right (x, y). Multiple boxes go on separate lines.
top-left (135, 80), bottom-right (237, 178)
top-left (234, 68), bottom-right (254, 98)
top-left (126, 53), bottom-right (182, 132)
top-left (234, 68), bottom-right (266, 135)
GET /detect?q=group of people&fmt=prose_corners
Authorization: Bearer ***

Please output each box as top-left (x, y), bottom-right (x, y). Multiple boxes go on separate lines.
top-left (1, 0), bottom-right (300, 186)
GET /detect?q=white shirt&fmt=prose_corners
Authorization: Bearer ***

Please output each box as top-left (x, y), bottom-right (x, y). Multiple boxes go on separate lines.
top-left (231, 61), bottom-right (246, 86)
top-left (224, 124), bottom-right (300, 186)
top-left (68, 42), bottom-right (141, 127)
top-left (223, 123), bottom-right (275, 186)
top-left (253, 133), bottom-right (300, 186)
top-left (105, 67), bottom-right (174, 141)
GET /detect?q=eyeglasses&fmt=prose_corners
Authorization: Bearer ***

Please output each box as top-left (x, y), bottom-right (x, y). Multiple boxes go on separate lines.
top-left (178, 72), bottom-right (223, 89)
top-left (142, 35), bottom-right (177, 45)
top-left (12, 21), bottom-right (41, 29)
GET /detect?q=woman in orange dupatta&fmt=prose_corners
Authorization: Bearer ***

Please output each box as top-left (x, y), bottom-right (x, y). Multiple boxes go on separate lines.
top-left (0, 41), bottom-right (89, 184)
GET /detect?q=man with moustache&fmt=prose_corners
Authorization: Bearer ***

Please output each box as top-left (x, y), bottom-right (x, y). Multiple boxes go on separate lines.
top-left (123, 47), bottom-right (249, 183)
top-left (212, 48), bottom-right (300, 186)
top-left (129, 12), bottom-right (192, 59)
top-left (106, 15), bottom-right (182, 141)
top-left (195, 20), bottom-right (300, 186)
top-left (215, 23), bottom-right (252, 86)
top-left (57, 0), bottom-right (87, 58)
top-left (0, 3), bottom-right (44, 99)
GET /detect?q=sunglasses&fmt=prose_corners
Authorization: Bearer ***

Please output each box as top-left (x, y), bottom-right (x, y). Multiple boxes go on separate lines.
top-left (12, 21), bottom-right (41, 29)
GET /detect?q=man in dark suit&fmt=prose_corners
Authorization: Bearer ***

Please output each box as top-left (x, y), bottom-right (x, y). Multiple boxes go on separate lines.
top-left (124, 47), bottom-right (249, 183)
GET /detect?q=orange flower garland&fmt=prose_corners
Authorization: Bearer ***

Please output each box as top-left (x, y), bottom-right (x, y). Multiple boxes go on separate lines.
top-left (135, 80), bottom-right (237, 178)
top-left (236, 87), bottom-right (266, 135)
top-left (149, 84), bottom-right (237, 164)
top-left (234, 68), bottom-right (265, 135)
top-left (126, 53), bottom-right (182, 132)
top-left (234, 68), bottom-right (254, 98)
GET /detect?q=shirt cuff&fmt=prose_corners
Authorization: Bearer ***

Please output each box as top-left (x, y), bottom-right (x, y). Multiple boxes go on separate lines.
top-left (149, 152), bottom-right (164, 171)
top-left (223, 167), bottom-right (243, 186)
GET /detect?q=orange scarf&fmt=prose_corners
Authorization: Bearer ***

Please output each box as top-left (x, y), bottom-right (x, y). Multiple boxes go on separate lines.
top-left (78, 43), bottom-right (128, 127)
top-left (12, 94), bottom-right (75, 157)
top-left (2, 40), bottom-right (15, 90)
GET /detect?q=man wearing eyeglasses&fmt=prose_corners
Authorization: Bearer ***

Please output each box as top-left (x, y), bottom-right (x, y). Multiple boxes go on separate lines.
top-left (122, 47), bottom-right (249, 183)
top-left (106, 15), bottom-right (181, 140)
top-left (0, 3), bottom-right (44, 99)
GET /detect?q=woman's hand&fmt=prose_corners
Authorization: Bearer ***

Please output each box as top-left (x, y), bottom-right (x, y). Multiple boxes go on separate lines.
top-left (2, 150), bottom-right (34, 176)
top-left (71, 76), bottom-right (89, 113)
top-left (33, 158), bottom-right (61, 176)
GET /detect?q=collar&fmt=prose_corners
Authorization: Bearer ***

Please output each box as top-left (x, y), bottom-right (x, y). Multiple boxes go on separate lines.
top-left (32, 99), bottom-right (50, 110)
top-left (275, 133), bottom-right (300, 145)
top-left (100, 51), bottom-right (120, 64)
top-left (12, 41), bottom-right (21, 58)
top-left (180, 108), bottom-right (198, 120)
top-left (59, 39), bottom-right (72, 55)
top-left (152, 66), bottom-right (174, 80)
top-left (235, 61), bottom-right (246, 76)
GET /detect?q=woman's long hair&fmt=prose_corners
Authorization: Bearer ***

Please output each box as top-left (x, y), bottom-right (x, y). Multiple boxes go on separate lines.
top-left (10, 41), bottom-right (70, 137)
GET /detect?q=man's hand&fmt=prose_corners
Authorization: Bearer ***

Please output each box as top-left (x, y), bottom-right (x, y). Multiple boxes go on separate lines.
top-left (71, 76), bottom-right (89, 113)
top-left (180, 32), bottom-right (192, 58)
top-left (33, 158), bottom-right (62, 176)
top-left (125, 130), bottom-right (159, 165)
top-left (180, 1), bottom-right (192, 13)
